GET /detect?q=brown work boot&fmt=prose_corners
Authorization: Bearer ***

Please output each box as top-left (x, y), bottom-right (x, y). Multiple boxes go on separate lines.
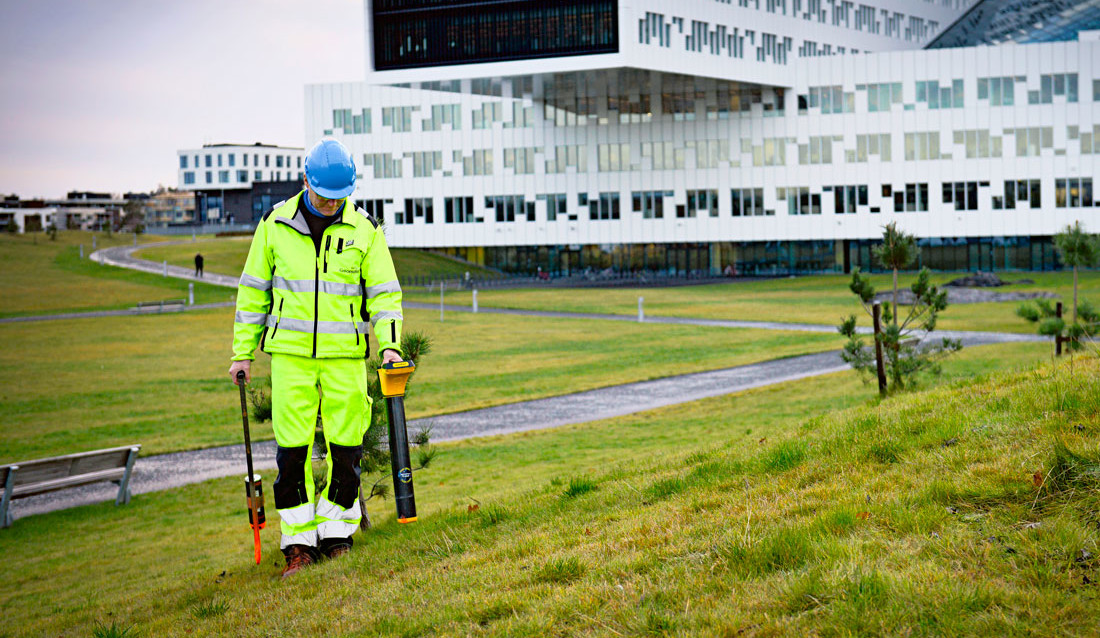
top-left (281, 545), bottom-right (317, 579)
top-left (325, 544), bottom-right (351, 560)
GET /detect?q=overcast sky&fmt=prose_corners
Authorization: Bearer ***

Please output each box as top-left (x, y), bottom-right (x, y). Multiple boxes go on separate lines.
top-left (0, 0), bottom-right (365, 199)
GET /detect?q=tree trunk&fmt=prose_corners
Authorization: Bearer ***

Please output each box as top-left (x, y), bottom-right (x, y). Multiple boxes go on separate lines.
top-left (892, 268), bottom-right (899, 328)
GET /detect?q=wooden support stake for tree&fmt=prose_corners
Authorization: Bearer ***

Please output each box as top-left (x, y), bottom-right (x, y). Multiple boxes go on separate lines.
top-left (873, 301), bottom-right (887, 397)
top-left (1055, 301), bottom-right (1064, 356)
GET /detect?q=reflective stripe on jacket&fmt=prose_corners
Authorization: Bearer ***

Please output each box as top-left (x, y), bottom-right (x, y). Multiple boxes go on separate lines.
top-left (232, 191), bottom-right (403, 360)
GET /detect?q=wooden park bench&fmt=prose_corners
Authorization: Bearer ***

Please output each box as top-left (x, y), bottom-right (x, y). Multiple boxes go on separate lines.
top-left (1, 445), bottom-right (141, 528)
top-left (135, 299), bottom-right (186, 313)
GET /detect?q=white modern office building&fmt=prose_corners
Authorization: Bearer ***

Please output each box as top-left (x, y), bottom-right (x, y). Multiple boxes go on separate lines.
top-left (304, 0), bottom-right (1100, 275)
top-left (177, 143), bottom-right (305, 191)
top-left (175, 143), bottom-right (305, 225)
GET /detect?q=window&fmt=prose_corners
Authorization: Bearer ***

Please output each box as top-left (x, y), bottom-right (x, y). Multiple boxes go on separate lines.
top-left (243, 154), bottom-right (249, 167)
top-left (276, 156), bottom-right (284, 169)
top-left (632, 191), bottom-right (668, 219)
top-left (546, 145), bottom-right (587, 173)
top-left (831, 185), bottom-right (862, 214)
top-left (205, 171), bottom-right (212, 183)
top-left (904, 132), bottom-right (943, 160)
top-left (228, 154), bottom-right (235, 167)
top-left (799, 137), bottom-right (833, 165)
top-left (403, 197), bottom-right (433, 224)
top-left (205, 155), bottom-right (212, 168)
top-left (542, 194), bottom-right (568, 221)
top-left (944, 182), bottom-right (980, 211)
top-left (731, 188), bottom-right (767, 216)
top-left (444, 197), bottom-right (474, 223)
top-left (486, 195), bottom-right (527, 222)
top-left (237, 170), bottom-right (248, 182)
top-left (364, 153), bottom-right (403, 179)
top-left (358, 199), bottom-right (389, 223)
top-left (217, 154), bottom-right (223, 167)
top-left (409, 151), bottom-right (443, 177)
top-left (640, 142), bottom-right (683, 170)
top-left (422, 104), bottom-right (461, 131)
top-left (179, 156), bottom-right (188, 169)
top-left (915, 80), bottom-right (963, 109)
top-left (332, 107), bottom-right (372, 134)
top-left (254, 171), bottom-right (262, 181)
top-left (218, 170), bottom-right (229, 183)
top-left (598, 143), bottom-right (632, 172)
top-left (684, 190), bottom-right (718, 217)
top-left (183, 172), bottom-right (195, 185)
top-left (503, 148), bottom-right (537, 174)
top-left (460, 150), bottom-right (493, 176)
top-left (382, 106), bottom-right (417, 132)
top-left (1055, 178), bottom-right (1092, 208)
top-left (589, 192), bottom-right (620, 220)
top-left (372, 0), bottom-right (619, 70)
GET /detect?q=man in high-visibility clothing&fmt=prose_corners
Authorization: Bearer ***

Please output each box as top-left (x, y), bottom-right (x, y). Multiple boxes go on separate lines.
top-left (229, 138), bottom-right (403, 578)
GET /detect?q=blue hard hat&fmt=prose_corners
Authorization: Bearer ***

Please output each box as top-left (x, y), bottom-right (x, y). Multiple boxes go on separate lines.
top-left (304, 138), bottom-right (356, 199)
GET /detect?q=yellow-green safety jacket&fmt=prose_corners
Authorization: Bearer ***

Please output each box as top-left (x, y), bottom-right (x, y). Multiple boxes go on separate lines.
top-left (232, 192), bottom-right (403, 361)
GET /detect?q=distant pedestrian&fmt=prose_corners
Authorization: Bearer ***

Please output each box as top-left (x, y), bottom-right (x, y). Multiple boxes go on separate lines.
top-left (194, 253), bottom-right (204, 277)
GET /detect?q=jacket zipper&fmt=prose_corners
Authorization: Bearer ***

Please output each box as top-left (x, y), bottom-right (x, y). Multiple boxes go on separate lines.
top-left (350, 304), bottom-right (360, 346)
top-left (270, 298), bottom-right (284, 340)
top-left (312, 261), bottom-right (319, 358)
top-left (323, 236), bottom-right (332, 273)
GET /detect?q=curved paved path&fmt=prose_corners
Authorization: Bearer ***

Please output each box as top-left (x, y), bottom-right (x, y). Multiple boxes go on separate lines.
top-left (7, 244), bottom-right (1045, 523)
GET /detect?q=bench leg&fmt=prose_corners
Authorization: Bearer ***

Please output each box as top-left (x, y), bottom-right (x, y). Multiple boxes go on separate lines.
top-left (1, 466), bottom-right (16, 529)
top-left (116, 448), bottom-right (139, 506)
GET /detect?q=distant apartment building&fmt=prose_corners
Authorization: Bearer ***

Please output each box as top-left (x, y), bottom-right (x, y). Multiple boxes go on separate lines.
top-left (176, 143), bottom-right (305, 224)
top-left (299, 0), bottom-right (1100, 275)
top-left (144, 188), bottom-right (196, 226)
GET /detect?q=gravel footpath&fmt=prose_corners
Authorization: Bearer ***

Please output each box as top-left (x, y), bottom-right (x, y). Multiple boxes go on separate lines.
top-left (5, 245), bottom-right (1046, 523)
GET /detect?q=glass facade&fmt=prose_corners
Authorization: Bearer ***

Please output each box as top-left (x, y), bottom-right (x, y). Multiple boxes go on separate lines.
top-left (372, 0), bottom-right (618, 70)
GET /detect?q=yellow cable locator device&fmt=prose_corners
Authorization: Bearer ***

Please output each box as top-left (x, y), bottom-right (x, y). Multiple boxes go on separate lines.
top-left (379, 359), bottom-right (418, 524)
top-left (379, 360), bottom-right (415, 397)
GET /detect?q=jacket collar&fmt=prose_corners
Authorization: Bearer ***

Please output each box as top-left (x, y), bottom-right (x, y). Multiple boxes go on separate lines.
top-left (274, 190), bottom-right (356, 236)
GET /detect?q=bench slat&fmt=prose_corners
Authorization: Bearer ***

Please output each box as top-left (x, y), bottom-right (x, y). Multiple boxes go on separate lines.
top-left (11, 459), bottom-right (73, 486)
top-left (1, 445), bottom-right (140, 469)
top-left (70, 450), bottom-right (133, 475)
top-left (11, 468), bottom-right (127, 498)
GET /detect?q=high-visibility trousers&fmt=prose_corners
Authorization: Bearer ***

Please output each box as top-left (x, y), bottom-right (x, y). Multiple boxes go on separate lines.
top-left (270, 353), bottom-right (370, 552)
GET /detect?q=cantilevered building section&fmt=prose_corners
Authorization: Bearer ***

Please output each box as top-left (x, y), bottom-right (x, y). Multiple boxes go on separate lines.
top-left (306, 0), bottom-right (1098, 275)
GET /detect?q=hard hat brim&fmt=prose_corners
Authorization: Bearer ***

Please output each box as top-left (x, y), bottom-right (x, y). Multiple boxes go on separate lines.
top-left (309, 182), bottom-right (356, 200)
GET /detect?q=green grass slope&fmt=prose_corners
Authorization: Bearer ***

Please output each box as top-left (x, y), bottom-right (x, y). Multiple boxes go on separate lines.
top-left (0, 231), bottom-right (231, 317)
top-left (405, 271), bottom-right (1100, 334)
top-left (2, 352), bottom-right (1094, 637)
top-left (0, 306), bottom-right (844, 462)
top-left (135, 237), bottom-right (498, 282)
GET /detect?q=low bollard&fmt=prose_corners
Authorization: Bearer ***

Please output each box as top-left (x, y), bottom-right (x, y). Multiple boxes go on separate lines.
top-left (638, 296), bottom-right (644, 323)
top-left (188, 283), bottom-right (194, 306)
top-left (472, 289), bottom-right (478, 313)
top-left (79, 244), bottom-right (84, 259)
top-left (163, 260), bottom-right (168, 277)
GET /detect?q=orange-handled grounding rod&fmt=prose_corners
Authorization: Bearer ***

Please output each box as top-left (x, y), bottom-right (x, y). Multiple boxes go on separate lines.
top-left (236, 371), bottom-right (265, 564)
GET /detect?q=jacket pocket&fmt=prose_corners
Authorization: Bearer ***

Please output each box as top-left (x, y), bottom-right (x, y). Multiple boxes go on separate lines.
top-left (270, 298), bottom-right (285, 340)
top-left (350, 303), bottom-right (360, 346)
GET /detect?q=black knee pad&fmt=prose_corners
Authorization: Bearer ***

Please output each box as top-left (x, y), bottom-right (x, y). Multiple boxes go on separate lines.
top-left (327, 443), bottom-right (364, 509)
top-left (274, 445), bottom-right (310, 509)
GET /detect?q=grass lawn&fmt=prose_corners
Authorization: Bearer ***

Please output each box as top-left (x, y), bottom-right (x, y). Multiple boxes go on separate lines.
top-left (0, 231), bottom-right (234, 317)
top-left (405, 270), bottom-right (1100, 334)
top-left (0, 343), bottom-right (1085, 637)
top-left (134, 237), bottom-right (499, 282)
top-left (0, 306), bottom-right (847, 463)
